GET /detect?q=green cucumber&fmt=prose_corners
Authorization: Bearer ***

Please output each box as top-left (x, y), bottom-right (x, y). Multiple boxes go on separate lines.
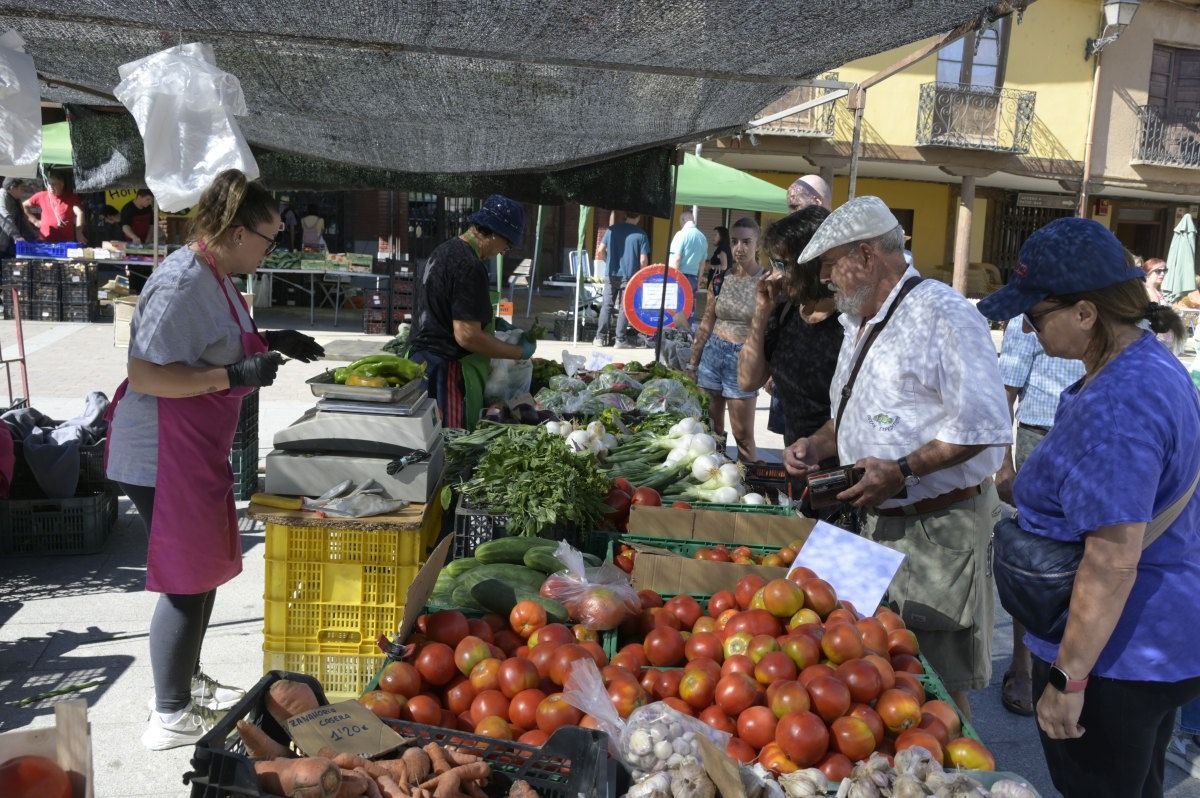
top-left (451, 581), bottom-right (486, 612)
top-left (523, 548), bottom-right (603, 573)
top-left (459, 563), bottom-right (547, 594)
top-left (474, 536), bottom-right (557, 565)
top-left (443, 558), bottom-right (484, 578)
top-left (470, 579), bottom-right (568, 623)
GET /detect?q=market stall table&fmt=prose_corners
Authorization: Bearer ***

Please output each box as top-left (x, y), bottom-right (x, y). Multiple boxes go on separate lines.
top-left (258, 268), bottom-right (392, 325)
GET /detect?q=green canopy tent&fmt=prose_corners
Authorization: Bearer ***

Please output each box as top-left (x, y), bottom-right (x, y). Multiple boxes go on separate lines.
top-left (41, 122), bottom-right (73, 165)
top-left (674, 154), bottom-right (789, 214)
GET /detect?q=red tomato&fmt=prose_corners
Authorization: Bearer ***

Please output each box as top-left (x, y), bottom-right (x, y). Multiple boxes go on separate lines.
top-left (631, 487), bottom-right (662, 506)
top-left (359, 690), bottom-right (403, 719)
top-left (699, 706), bottom-right (736, 735)
top-left (445, 681), bottom-right (477, 715)
top-left (603, 488), bottom-right (632, 527)
top-left (470, 689), bottom-right (511, 726)
top-left (775, 711), bottom-right (830, 767)
top-left (498, 657), bottom-right (540, 698)
top-left (612, 477), bottom-right (635, 495)
top-left (671, 501), bottom-right (692, 509)
top-left (378, 661), bottom-right (422, 698)
top-left (737, 705), bottom-right (779, 749)
top-left (406, 695), bottom-right (442, 725)
top-left (643, 627), bottom-right (686, 667)
top-left (415, 643), bottom-right (457, 686)
top-left (508, 688), bottom-right (547, 729)
top-left (0, 756), bottom-right (71, 798)
top-left (425, 611), bottom-right (470, 647)
top-left (536, 693), bottom-right (583, 734)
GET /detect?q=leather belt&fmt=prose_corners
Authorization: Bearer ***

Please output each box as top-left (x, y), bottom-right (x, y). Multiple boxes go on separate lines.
top-left (873, 484), bottom-right (982, 517)
top-left (1018, 422), bottom-right (1051, 435)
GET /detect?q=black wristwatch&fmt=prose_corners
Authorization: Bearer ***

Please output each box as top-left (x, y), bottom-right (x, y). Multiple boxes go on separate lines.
top-left (1048, 663), bottom-right (1089, 693)
top-left (897, 456), bottom-right (920, 488)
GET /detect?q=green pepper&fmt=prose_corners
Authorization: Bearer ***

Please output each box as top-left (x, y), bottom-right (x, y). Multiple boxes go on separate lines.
top-left (333, 367), bottom-right (349, 384)
top-left (346, 353), bottom-right (408, 371)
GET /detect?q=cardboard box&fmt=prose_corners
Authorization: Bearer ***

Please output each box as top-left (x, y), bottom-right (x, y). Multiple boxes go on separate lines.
top-left (396, 534), bottom-right (453, 643)
top-left (631, 550), bottom-right (788, 595)
top-left (0, 699), bottom-right (94, 797)
top-left (627, 505), bottom-right (814, 548)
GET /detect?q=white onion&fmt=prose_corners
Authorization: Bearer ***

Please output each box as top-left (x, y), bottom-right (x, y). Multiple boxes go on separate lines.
top-left (559, 420), bottom-right (574, 436)
top-left (690, 454), bottom-right (719, 483)
top-left (712, 486), bottom-right (740, 504)
top-left (601, 433), bottom-right (620, 449)
top-left (587, 421), bottom-right (606, 438)
top-left (589, 437), bottom-right (606, 454)
top-left (688, 433), bottom-right (717, 456)
top-left (717, 463), bottom-right (742, 487)
top-left (742, 492), bottom-right (766, 505)
top-left (544, 421), bottom-right (562, 436)
top-left (673, 433), bottom-right (695, 452)
top-left (566, 430), bottom-right (593, 452)
top-left (664, 447), bottom-right (688, 466)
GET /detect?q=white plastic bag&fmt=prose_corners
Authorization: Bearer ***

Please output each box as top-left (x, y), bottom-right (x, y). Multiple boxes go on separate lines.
top-left (114, 42), bottom-right (259, 212)
top-left (539, 541), bottom-right (641, 630)
top-left (0, 31), bottom-right (41, 171)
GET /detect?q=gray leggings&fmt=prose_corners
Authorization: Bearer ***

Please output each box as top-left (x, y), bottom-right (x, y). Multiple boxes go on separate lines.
top-left (120, 482), bottom-right (216, 714)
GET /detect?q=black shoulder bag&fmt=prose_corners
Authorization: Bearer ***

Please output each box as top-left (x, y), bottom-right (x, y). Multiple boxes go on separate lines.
top-left (994, 464), bottom-right (1200, 643)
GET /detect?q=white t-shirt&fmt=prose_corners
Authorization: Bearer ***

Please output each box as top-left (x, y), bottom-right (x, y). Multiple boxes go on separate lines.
top-left (831, 266), bottom-right (1011, 508)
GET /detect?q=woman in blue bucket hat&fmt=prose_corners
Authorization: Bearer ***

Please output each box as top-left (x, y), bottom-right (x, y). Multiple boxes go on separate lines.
top-left (978, 217), bottom-right (1198, 797)
top-left (409, 195), bottom-right (535, 428)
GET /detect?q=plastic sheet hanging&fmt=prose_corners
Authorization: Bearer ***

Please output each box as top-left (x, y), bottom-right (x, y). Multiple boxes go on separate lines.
top-left (113, 42), bottom-right (259, 211)
top-left (0, 30), bottom-right (41, 174)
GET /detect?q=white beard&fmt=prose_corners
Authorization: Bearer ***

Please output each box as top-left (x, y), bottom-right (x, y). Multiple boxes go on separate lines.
top-left (834, 284), bottom-right (872, 317)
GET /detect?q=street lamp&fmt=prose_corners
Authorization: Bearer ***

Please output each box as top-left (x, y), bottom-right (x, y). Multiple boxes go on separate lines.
top-left (1086, 0), bottom-right (1140, 59)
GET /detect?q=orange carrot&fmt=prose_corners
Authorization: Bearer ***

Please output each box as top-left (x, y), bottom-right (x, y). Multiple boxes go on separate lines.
top-left (419, 762), bottom-right (491, 790)
top-left (253, 756), bottom-right (340, 798)
top-left (424, 743), bottom-right (454, 776)
top-left (376, 772), bottom-right (407, 798)
top-left (266, 680), bottom-right (321, 726)
top-left (238, 719), bottom-right (290, 760)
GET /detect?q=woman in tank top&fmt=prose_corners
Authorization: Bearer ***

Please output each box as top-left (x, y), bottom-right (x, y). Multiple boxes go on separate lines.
top-left (687, 217), bottom-right (764, 462)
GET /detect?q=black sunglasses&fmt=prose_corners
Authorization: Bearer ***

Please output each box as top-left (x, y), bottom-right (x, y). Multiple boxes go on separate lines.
top-left (1024, 302), bottom-right (1070, 333)
top-left (245, 227), bottom-right (278, 256)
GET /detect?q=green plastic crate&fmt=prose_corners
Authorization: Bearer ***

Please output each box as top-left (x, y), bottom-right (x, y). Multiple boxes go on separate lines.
top-left (619, 534), bottom-right (781, 559)
top-left (685, 502), bottom-right (797, 516)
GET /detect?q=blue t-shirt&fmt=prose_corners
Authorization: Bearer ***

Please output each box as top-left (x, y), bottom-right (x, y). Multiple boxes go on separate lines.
top-left (1014, 332), bottom-right (1200, 682)
top-left (669, 223), bottom-right (709, 276)
top-left (602, 223), bottom-right (650, 279)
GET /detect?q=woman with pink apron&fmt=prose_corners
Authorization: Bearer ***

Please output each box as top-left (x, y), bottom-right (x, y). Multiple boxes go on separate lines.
top-left (104, 170), bottom-right (323, 750)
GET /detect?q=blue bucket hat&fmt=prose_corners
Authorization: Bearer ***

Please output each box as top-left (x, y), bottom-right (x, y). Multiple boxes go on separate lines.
top-left (468, 195), bottom-right (526, 247)
top-left (977, 217), bottom-right (1145, 321)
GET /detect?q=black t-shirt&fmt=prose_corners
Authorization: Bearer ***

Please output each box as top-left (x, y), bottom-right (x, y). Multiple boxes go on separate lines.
top-left (763, 302), bottom-right (843, 446)
top-left (120, 202), bottom-right (154, 240)
top-left (410, 237), bottom-right (494, 359)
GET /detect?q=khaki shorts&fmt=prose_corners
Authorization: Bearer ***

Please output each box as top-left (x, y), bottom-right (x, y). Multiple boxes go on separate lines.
top-left (862, 483), bottom-right (1000, 692)
top-left (1014, 424), bottom-right (1047, 471)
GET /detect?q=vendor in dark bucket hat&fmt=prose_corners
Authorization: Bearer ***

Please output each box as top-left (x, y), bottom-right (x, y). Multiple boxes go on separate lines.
top-left (408, 193), bottom-right (535, 429)
top-left (468, 194), bottom-right (526, 248)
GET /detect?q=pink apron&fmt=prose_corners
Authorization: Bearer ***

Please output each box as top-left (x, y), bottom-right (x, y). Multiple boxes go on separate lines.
top-left (106, 243), bottom-right (268, 594)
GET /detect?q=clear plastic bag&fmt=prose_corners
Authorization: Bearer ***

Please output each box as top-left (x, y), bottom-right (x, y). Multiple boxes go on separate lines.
top-left (562, 659), bottom-right (730, 776)
top-left (0, 31), bottom-right (41, 171)
top-left (587, 370), bottom-right (643, 396)
top-left (484, 357), bottom-right (533, 403)
top-left (548, 374), bottom-right (588, 394)
top-left (114, 43), bottom-right (260, 212)
top-left (534, 387), bottom-right (571, 413)
top-left (539, 541), bottom-right (640, 630)
top-left (592, 393), bottom-right (638, 412)
top-left (637, 378), bottom-right (702, 417)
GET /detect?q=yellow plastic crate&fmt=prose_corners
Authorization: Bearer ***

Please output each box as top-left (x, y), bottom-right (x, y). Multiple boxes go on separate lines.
top-left (262, 645), bottom-right (384, 701)
top-left (262, 599), bottom-right (409, 647)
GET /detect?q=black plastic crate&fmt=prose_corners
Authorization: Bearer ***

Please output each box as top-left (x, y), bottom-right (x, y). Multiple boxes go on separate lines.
top-left (31, 260), bottom-right (61, 284)
top-left (1, 260), bottom-right (32, 286)
top-left (10, 440), bottom-right (111, 499)
top-left (96, 303), bottom-right (115, 323)
top-left (60, 261), bottom-right (96, 285)
top-left (31, 282), bottom-right (59, 302)
top-left (230, 438), bottom-right (258, 501)
top-left (552, 317), bottom-right (598, 341)
top-left (61, 303), bottom-right (100, 323)
top-left (185, 671), bottom-right (616, 798)
top-left (234, 391), bottom-right (259, 446)
top-left (23, 300), bottom-right (60, 322)
top-left (452, 498), bottom-right (583, 559)
top-left (0, 488), bottom-right (119, 556)
top-left (61, 282), bottom-right (96, 304)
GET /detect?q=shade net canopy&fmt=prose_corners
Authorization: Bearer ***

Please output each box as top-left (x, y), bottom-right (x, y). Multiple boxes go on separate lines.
top-left (2, 0), bottom-right (1028, 206)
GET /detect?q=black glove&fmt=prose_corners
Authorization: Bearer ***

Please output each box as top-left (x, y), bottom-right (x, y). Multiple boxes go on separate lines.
top-left (264, 329), bottom-right (324, 362)
top-left (227, 352), bottom-right (284, 389)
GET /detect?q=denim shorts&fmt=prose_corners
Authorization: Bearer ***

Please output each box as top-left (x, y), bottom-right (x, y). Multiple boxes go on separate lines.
top-left (697, 335), bottom-right (757, 400)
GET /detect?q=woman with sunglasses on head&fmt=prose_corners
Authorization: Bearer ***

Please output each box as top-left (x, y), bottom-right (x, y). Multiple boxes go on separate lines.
top-left (737, 207), bottom-right (840, 450)
top-left (104, 169), bottom-right (323, 751)
top-left (979, 218), bottom-right (1200, 798)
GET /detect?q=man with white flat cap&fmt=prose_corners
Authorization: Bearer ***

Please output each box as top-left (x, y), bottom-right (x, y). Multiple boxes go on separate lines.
top-left (783, 195), bottom-right (1011, 717)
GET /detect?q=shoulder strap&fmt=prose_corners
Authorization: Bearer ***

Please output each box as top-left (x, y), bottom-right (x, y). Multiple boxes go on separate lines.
top-left (1144, 459), bottom-right (1200, 549)
top-left (834, 276), bottom-right (923, 436)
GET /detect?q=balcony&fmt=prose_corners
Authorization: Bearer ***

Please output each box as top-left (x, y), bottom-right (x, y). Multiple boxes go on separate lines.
top-left (753, 74), bottom-right (838, 138)
top-left (1134, 105), bottom-right (1200, 169)
top-left (915, 82), bottom-right (1035, 154)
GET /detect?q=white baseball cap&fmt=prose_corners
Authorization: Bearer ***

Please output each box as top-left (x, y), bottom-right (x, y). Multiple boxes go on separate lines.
top-left (797, 196), bottom-right (901, 264)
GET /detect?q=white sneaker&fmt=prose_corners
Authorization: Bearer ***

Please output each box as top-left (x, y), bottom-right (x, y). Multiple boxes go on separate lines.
top-left (145, 671), bottom-right (247, 713)
top-left (1166, 732), bottom-right (1200, 778)
top-left (141, 702), bottom-right (224, 751)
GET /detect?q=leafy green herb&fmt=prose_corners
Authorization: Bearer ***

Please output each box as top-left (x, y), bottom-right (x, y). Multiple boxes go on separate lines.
top-left (460, 426), bottom-right (609, 536)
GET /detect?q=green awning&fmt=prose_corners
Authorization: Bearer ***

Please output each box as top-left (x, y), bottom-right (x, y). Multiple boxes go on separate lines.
top-left (41, 122), bottom-right (73, 165)
top-left (674, 154), bottom-right (788, 214)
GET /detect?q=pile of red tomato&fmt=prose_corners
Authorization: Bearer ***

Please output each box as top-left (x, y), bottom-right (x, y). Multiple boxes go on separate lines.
top-left (604, 478), bottom-right (695, 538)
top-left (609, 570), bottom-right (996, 780)
top-left (359, 567), bottom-right (996, 783)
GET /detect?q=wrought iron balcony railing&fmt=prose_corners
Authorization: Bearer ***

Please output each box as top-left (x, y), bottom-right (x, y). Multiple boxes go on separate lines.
top-left (915, 82), bottom-right (1035, 154)
top-left (754, 74), bottom-right (838, 138)
top-left (1134, 105), bottom-right (1200, 169)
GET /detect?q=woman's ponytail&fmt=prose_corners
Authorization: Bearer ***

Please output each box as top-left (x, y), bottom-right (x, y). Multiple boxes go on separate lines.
top-left (188, 169), bottom-right (273, 246)
top-left (1146, 301), bottom-right (1187, 341)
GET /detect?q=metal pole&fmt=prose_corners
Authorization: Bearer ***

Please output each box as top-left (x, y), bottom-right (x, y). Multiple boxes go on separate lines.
top-left (1078, 51), bottom-right (1103, 218)
top-left (848, 88), bottom-right (865, 201)
top-left (574, 206), bottom-right (588, 344)
top-left (692, 143), bottom-right (701, 221)
top-left (526, 205), bottom-right (543, 318)
top-left (656, 158), bottom-right (682, 364)
top-left (152, 198), bottom-right (159, 267)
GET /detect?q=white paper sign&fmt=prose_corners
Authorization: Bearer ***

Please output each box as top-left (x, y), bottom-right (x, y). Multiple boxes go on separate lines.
top-left (641, 283), bottom-right (680, 312)
top-left (788, 521), bottom-right (905, 616)
top-left (587, 351), bottom-right (614, 371)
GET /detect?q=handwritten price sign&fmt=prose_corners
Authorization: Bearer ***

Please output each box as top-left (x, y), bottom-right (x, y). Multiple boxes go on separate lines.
top-left (286, 700), bottom-right (406, 758)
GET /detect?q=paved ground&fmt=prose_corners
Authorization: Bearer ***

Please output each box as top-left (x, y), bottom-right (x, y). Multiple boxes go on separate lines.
top-left (0, 305), bottom-right (1196, 797)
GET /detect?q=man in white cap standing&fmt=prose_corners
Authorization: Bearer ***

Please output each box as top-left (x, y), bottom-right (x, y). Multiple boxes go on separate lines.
top-left (784, 196), bottom-right (1011, 718)
top-left (787, 174), bottom-right (832, 213)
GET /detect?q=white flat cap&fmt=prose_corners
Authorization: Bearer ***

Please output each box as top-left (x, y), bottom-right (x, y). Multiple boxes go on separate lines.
top-left (797, 196), bottom-right (900, 264)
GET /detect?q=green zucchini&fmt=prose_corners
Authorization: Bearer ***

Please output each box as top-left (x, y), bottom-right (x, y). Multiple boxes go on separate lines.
top-left (451, 581), bottom-right (486, 612)
top-left (471, 579), bottom-right (568, 623)
top-left (474, 536), bottom-right (557, 565)
top-left (523, 548), bottom-right (602, 573)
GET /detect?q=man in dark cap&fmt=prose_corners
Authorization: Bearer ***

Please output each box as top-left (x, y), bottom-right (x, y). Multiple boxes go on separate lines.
top-left (0, 177), bottom-right (36, 257)
top-left (409, 195), bottom-right (535, 428)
